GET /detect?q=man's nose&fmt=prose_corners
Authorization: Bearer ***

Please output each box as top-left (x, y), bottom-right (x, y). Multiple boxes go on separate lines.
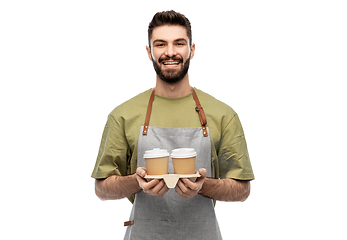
top-left (165, 44), bottom-right (177, 57)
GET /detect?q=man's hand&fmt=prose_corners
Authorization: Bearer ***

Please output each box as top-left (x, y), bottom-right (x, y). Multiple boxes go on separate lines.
top-left (136, 167), bottom-right (169, 197)
top-left (175, 168), bottom-right (207, 199)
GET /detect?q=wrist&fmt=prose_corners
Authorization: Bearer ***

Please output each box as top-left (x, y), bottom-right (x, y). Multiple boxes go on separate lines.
top-left (198, 177), bottom-right (214, 196)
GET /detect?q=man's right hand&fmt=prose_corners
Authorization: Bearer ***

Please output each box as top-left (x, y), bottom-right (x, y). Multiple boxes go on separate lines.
top-left (136, 167), bottom-right (169, 197)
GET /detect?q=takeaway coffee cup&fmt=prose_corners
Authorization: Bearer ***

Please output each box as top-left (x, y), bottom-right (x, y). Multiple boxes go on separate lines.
top-left (143, 148), bottom-right (169, 175)
top-left (171, 148), bottom-right (197, 174)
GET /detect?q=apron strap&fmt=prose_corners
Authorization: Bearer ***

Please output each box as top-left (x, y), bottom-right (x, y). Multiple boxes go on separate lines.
top-left (143, 89), bottom-right (155, 135)
top-left (124, 220), bottom-right (134, 226)
top-left (191, 87), bottom-right (208, 137)
top-left (143, 87), bottom-right (208, 137)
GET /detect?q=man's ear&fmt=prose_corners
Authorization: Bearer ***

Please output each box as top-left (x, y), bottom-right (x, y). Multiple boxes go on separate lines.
top-left (146, 45), bottom-right (152, 61)
top-left (190, 43), bottom-right (196, 60)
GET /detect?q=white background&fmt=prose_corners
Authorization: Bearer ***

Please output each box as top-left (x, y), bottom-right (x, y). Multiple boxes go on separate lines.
top-left (1, 0), bottom-right (346, 239)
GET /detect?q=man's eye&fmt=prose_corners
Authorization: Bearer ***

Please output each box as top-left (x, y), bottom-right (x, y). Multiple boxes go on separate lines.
top-left (155, 43), bottom-right (165, 47)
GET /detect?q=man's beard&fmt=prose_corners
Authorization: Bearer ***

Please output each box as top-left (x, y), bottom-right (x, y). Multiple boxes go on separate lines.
top-left (152, 55), bottom-right (190, 84)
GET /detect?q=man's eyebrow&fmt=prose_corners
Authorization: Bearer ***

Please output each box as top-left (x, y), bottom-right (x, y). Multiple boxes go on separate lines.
top-left (174, 38), bottom-right (188, 43)
top-left (152, 38), bottom-right (188, 44)
top-left (153, 39), bottom-right (166, 44)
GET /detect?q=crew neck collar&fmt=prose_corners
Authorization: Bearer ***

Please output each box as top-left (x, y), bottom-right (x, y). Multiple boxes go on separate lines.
top-left (154, 91), bottom-right (193, 100)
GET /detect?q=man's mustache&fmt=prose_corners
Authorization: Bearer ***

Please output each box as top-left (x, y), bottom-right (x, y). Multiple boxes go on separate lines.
top-left (158, 56), bottom-right (183, 63)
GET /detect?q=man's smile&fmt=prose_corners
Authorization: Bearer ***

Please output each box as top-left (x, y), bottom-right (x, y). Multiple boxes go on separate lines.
top-left (162, 61), bottom-right (180, 68)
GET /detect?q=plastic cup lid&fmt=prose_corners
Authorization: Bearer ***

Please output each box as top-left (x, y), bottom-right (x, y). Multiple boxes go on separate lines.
top-left (143, 148), bottom-right (169, 158)
top-left (171, 148), bottom-right (197, 158)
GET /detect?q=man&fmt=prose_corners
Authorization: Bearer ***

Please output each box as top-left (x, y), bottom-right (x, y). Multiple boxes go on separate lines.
top-left (91, 10), bottom-right (254, 239)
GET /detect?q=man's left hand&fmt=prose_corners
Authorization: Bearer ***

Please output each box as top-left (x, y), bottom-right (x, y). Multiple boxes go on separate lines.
top-left (175, 168), bottom-right (207, 199)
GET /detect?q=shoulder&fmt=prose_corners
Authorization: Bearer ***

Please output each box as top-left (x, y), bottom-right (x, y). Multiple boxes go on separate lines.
top-left (109, 89), bottom-right (152, 120)
top-left (194, 88), bottom-right (237, 119)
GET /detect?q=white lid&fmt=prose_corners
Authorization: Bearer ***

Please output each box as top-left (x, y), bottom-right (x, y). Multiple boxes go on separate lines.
top-left (171, 148), bottom-right (197, 158)
top-left (143, 148), bottom-right (169, 158)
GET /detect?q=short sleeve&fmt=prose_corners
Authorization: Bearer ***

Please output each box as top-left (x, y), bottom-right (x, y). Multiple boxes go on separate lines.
top-left (91, 114), bottom-right (129, 179)
top-left (218, 114), bottom-right (254, 180)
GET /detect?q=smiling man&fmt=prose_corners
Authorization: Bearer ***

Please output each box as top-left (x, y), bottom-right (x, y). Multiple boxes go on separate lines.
top-left (91, 10), bottom-right (254, 240)
top-left (147, 25), bottom-right (193, 85)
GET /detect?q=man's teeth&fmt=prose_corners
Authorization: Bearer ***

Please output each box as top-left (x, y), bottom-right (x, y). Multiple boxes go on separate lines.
top-left (163, 62), bottom-right (179, 65)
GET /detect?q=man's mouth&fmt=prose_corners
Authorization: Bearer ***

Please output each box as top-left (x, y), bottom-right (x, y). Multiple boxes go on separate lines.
top-left (162, 61), bottom-right (180, 66)
top-left (159, 56), bottom-right (182, 68)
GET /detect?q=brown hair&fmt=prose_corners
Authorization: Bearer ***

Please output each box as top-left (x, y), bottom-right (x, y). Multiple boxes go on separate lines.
top-left (148, 10), bottom-right (192, 47)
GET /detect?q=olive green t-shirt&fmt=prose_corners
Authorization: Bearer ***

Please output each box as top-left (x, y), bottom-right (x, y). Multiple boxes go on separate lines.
top-left (91, 88), bottom-right (254, 182)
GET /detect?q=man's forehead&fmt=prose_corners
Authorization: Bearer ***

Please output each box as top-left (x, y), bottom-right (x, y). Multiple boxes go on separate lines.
top-left (151, 25), bottom-right (189, 43)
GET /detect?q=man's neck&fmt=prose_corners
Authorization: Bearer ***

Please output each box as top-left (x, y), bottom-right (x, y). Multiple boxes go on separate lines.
top-left (155, 74), bottom-right (192, 98)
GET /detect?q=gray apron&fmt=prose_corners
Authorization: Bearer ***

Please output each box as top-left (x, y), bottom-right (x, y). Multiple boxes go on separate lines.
top-left (124, 89), bottom-right (223, 240)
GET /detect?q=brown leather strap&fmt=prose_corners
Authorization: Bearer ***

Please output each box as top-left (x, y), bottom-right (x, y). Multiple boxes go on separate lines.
top-left (143, 88), bottom-right (208, 137)
top-left (124, 220), bottom-right (134, 226)
top-left (143, 89), bottom-right (155, 135)
top-left (191, 87), bottom-right (208, 137)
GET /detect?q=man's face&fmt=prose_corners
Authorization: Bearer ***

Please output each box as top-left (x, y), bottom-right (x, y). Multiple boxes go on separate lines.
top-left (146, 25), bottom-right (195, 83)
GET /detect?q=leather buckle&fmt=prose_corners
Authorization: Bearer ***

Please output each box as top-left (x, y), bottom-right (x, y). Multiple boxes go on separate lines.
top-left (124, 220), bottom-right (134, 226)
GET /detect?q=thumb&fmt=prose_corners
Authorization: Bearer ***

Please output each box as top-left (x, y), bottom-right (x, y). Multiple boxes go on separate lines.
top-left (136, 167), bottom-right (147, 178)
top-left (198, 168), bottom-right (207, 178)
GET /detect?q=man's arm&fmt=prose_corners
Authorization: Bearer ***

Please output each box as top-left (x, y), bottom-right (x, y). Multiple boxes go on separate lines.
top-left (95, 167), bottom-right (169, 200)
top-left (199, 178), bottom-right (250, 202)
top-left (95, 174), bottom-right (141, 200)
top-left (175, 168), bottom-right (251, 202)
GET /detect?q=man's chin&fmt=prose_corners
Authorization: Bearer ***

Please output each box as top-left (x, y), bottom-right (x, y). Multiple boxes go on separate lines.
top-left (153, 59), bottom-right (190, 84)
top-left (157, 68), bottom-right (184, 83)
top-left (159, 75), bottom-right (183, 84)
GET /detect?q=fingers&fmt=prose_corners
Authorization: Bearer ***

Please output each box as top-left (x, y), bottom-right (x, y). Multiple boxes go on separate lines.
top-left (149, 180), bottom-right (169, 196)
top-left (175, 180), bottom-right (195, 199)
top-left (175, 169), bottom-right (207, 199)
top-left (157, 184), bottom-right (170, 196)
top-left (136, 167), bottom-right (207, 198)
top-left (175, 178), bottom-right (201, 199)
top-left (136, 167), bottom-right (169, 196)
top-left (143, 180), bottom-right (169, 196)
top-left (181, 178), bottom-right (199, 190)
top-left (137, 176), bottom-right (168, 196)
top-left (136, 172), bottom-right (158, 190)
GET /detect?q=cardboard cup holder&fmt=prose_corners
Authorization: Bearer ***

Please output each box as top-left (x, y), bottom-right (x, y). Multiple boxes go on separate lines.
top-left (144, 172), bottom-right (201, 188)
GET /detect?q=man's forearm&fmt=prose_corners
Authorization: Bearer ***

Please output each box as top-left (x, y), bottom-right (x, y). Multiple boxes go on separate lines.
top-left (199, 178), bottom-right (250, 202)
top-left (95, 174), bottom-right (142, 201)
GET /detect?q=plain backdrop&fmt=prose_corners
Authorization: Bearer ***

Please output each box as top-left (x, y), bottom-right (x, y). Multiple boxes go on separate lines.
top-left (1, 0), bottom-right (346, 239)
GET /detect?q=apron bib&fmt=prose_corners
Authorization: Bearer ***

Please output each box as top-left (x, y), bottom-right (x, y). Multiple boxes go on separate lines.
top-left (124, 89), bottom-right (222, 240)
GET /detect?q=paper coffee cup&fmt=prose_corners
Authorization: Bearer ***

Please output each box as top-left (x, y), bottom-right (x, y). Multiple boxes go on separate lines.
top-left (143, 148), bottom-right (169, 175)
top-left (171, 148), bottom-right (197, 174)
